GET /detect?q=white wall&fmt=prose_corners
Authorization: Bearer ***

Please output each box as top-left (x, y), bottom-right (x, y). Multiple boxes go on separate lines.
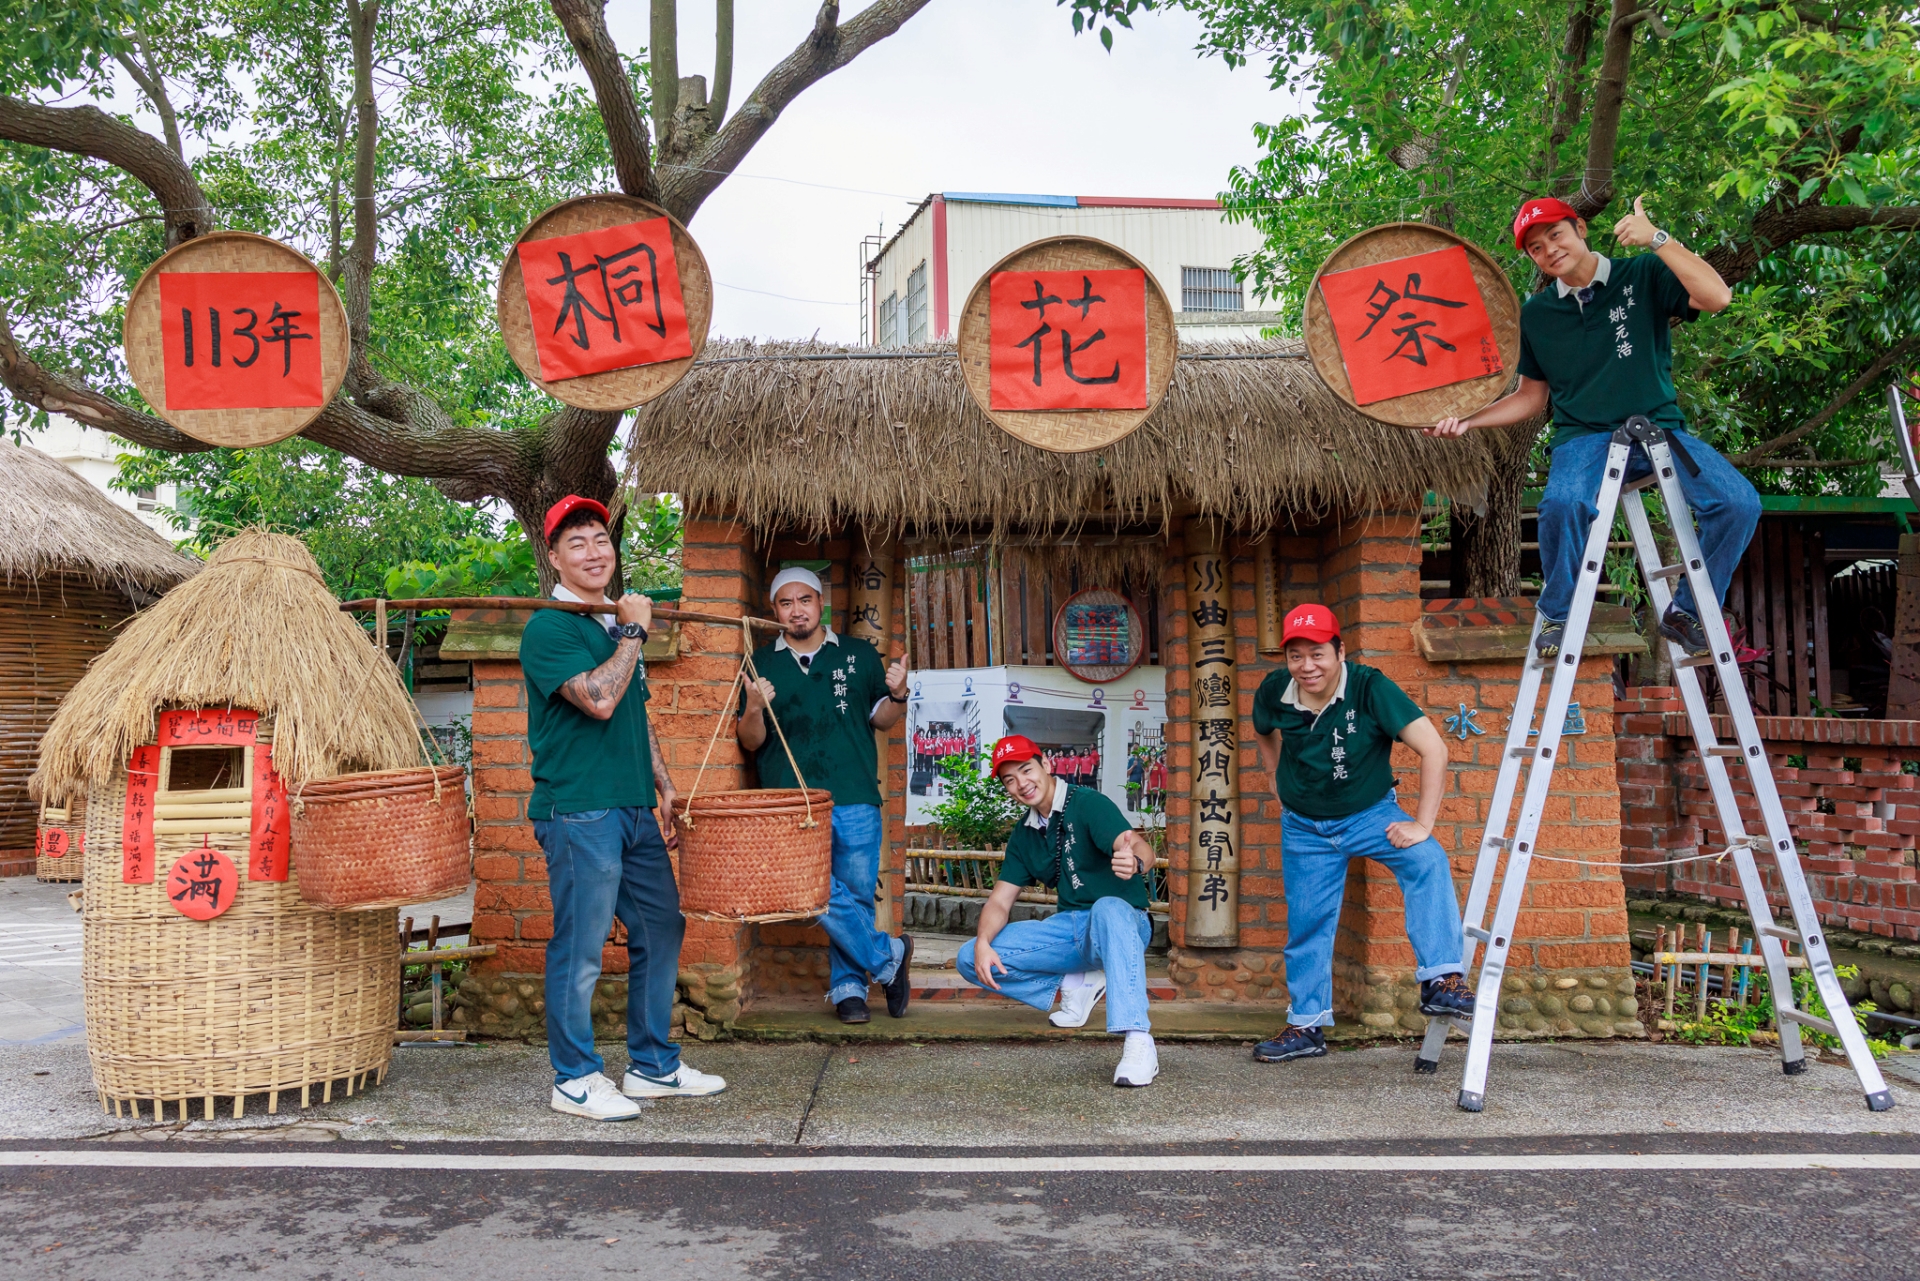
top-left (27, 415), bottom-right (189, 538)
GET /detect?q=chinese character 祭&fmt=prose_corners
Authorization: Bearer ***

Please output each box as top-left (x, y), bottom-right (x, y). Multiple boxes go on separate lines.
top-left (1247, 604), bottom-right (1476, 1064)
top-left (518, 215), bottom-right (694, 382)
top-left (158, 270), bottom-right (326, 409)
top-left (989, 268), bottom-right (1149, 412)
top-left (1317, 243), bottom-right (1501, 405)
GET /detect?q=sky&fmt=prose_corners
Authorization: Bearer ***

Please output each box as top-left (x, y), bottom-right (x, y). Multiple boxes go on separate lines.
top-left (602, 0), bottom-right (1295, 342)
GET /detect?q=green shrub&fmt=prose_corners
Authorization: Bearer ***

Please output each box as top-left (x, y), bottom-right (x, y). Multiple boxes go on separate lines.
top-left (927, 752), bottom-right (1024, 849)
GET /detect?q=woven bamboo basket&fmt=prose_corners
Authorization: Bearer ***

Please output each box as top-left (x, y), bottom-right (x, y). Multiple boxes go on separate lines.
top-left (35, 788), bottom-right (85, 882)
top-left (672, 788), bottom-right (832, 923)
top-left (288, 765), bottom-right (471, 911)
top-left (83, 760), bottom-right (399, 1120)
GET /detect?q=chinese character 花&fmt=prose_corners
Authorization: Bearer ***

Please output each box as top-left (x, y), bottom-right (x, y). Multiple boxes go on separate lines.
top-left (989, 268), bottom-right (1148, 412)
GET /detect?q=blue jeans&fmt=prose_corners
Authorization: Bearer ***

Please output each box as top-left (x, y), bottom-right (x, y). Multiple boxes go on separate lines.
top-left (1537, 428), bottom-right (1760, 623)
top-left (956, 898), bottom-right (1153, 1034)
top-left (822, 804), bottom-right (904, 1006)
top-left (1281, 794), bottom-right (1463, 1029)
top-left (533, 806), bottom-right (683, 1084)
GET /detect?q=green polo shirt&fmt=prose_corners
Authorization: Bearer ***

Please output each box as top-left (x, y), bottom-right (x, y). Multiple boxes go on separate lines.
top-left (1516, 253), bottom-right (1699, 447)
top-left (521, 609), bottom-right (655, 821)
top-left (742, 631), bottom-right (891, 807)
top-left (997, 783), bottom-right (1147, 913)
top-left (1251, 660), bottom-right (1424, 820)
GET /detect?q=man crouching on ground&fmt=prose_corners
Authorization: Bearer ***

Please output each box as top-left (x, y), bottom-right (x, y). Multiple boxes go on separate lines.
top-left (1249, 604), bottom-right (1476, 1064)
top-left (957, 735), bottom-right (1161, 1087)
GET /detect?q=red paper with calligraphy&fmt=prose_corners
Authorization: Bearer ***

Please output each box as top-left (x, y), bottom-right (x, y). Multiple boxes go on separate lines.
top-left (249, 740), bottom-right (289, 881)
top-left (38, 826), bottom-right (71, 858)
top-left (517, 217), bottom-right (693, 382)
top-left (167, 843), bottom-right (238, 921)
top-left (157, 272), bottom-right (325, 410)
top-left (156, 707), bottom-right (258, 747)
top-left (123, 745), bottom-right (160, 883)
top-left (988, 269), bottom-right (1148, 411)
top-left (1316, 245), bottom-right (1501, 405)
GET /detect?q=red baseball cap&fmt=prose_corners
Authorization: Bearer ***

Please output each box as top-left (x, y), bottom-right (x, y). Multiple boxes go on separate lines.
top-left (1512, 196), bottom-right (1582, 251)
top-left (1282, 603), bottom-right (1341, 646)
top-left (990, 734), bottom-right (1045, 774)
top-left (543, 494), bottom-right (610, 543)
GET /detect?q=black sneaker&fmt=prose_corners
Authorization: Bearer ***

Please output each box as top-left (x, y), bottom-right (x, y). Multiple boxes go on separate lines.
top-left (883, 934), bottom-right (915, 1018)
top-left (1534, 617), bottom-right (1566, 660)
top-left (1418, 973), bottom-right (1478, 1018)
top-left (835, 996), bottom-right (870, 1025)
top-left (1658, 604), bottom-right (1711, 658)
top-left (1252, 1025), bottom-right (1327, 1063)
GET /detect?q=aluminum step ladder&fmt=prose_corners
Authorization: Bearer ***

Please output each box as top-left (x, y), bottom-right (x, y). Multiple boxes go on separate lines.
top-left (1412, 416), bottom-right (1894, 1114)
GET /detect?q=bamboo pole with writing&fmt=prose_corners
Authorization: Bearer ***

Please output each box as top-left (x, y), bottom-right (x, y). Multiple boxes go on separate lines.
top-left (1182, 520), bottom-right (1240, 947)
top-left (850, 539), bottom-right (898, 934)
top-left (1252, 534), bottom-right (1283, 655)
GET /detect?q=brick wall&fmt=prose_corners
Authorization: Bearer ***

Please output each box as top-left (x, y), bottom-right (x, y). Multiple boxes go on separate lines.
top-left (1617, 690), bottom-right (1920, 941)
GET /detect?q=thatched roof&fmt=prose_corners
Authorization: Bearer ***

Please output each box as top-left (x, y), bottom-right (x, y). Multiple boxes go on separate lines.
top-left (624, 338), bottom-right (1495, 537)
top-left (33, 530), bottom-right (424, 800)
top-left (0, 439), bottom-right (197, 592)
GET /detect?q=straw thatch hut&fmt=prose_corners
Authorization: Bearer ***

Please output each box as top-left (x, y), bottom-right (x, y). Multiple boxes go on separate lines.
top-left (34, 529), bottom-right (426, 1119)
top-left (0, 439), bottom-right (196, 879)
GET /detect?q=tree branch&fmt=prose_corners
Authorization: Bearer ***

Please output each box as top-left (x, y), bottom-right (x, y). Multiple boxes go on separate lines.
top-left (650, 0), bottom-right (680, 159)
top-left (114, 36), bottom-right (183, 160)
top-left (0, 301), bottom-right (213, 453)
top-left (550, 0), bottom-right (659, 201)
top-left (0, 95), bottom-right (211, 245)
top-left (343, 0), bottom-right (380, 370)
top-left (1542, 0), bottom-right (1600, 195)
top-left (1731, 333), bottom-right (1920, 462)
top-left (1572, 0), bottom-right (1638, 219)
top-left (711, 0), bottom-right (734, 128)
top-left (656, 0), bottom-right (936, 222)
top-left (1706, 203), bottom-right (1920, 287)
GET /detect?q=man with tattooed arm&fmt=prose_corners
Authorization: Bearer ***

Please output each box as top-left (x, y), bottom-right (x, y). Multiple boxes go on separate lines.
top-left (522, 495), bottom-right (725, 1121)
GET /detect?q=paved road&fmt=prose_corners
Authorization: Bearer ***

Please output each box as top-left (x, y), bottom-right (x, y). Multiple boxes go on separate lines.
top-left (3, 1135), bottom-right (1918, 1279)
top-left (0, 880), bottom-right (83, 1046)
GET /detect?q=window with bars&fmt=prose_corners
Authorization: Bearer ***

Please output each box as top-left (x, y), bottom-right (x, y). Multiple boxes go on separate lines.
top-left (906, 261), bottom-right (928, 343)
top-left (878, 291), bottom-right (899, 347)
top-left (1181, 267), bottom-right (1242, 313)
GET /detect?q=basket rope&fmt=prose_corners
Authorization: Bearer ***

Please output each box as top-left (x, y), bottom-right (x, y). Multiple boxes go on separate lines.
top-left (682, 617), bottom-right (816, 830)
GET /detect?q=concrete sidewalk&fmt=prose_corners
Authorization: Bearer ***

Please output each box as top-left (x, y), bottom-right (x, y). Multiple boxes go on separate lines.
top-left (4, 1031), bottom-right (1916, 1147)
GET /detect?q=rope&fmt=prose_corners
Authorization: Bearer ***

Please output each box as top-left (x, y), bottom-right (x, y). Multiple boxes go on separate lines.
top-left (1527, 847), bottom-right (1740, 869)
top-left (212, 556), bottom-right (329, 585)
top-left (681, 617), bottom-right (817, 831)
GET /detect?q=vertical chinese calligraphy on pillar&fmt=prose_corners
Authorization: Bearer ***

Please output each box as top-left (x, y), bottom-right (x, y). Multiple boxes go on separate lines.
top-left (848, 539), bottom-right (898, 932)
top-left (1253, 536), bottom-right (1284, 655)
top-left (122, 746), bottom-right (161, 884)
top-left (1183, 522), bottom-right (1240, 947)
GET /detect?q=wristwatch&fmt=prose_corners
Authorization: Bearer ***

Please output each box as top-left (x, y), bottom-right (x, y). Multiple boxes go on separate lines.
top-left (618, 621), bottom-right (648, 642)
top-left (1649, 229), bottom-right (1671, 251)
top-left (887, 691), bottom-right (908, 704)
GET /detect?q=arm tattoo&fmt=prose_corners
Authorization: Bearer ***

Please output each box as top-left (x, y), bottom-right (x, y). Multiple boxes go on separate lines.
top-left (560, 636), bottom-right (642, 718)
top-left (647, 718), bottom-right (672, 792)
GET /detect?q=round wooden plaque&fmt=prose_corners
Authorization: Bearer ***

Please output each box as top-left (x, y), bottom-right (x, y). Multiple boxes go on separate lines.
top-left (123, 231), bottom-right (350, 448)
top-left (1303, 223), bottom-right (1521, 428)
top-left (496, 193), bottom-right (712, 412)
top-left (956, 236), bottom-right (1176, 455)
top-left (1052, 588), bottom-right (1147, 683)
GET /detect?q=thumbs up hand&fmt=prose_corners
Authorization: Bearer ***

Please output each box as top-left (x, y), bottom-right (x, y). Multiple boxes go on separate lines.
top-left (1613, 195), bottom-right (1660, 249)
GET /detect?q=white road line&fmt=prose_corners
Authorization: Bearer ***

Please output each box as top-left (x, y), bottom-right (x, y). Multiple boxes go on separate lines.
top-left (2, 1151), bottom-right (1918, 1174)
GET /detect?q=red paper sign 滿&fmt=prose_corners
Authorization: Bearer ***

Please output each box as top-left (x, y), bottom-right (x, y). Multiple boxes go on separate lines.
top-left (123, 744), bottom-right (160, 883)
top-left (157, 272), bottom-right (325, 410)
top-left (249, 739), bottom-right (289, 882)
top-left (988, 269), bottom-right (1148, 412)
top-left (517, 216), bottom-right (693, 382)
top-left (167, 844), bottom-right (238, 921)
top-left (1316, 245), bottom-right (1501, 405)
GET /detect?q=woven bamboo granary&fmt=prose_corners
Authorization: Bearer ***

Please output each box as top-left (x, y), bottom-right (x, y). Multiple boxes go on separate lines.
top-left (0, 440), bottom-right (196, 870)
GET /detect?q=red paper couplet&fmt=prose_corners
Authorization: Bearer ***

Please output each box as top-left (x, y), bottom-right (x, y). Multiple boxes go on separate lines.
top-left (39, 827), bottom-right (70, 858)
top-left (166, 843), bottom-right (238, 921)
top-left (1316, 245), bottom-right (1501, 406)
top-left (249, 740), bottom-right (290, 882)
top-left (156, 707), bottom-right (259, 746)
top-left (156, 272), bottom-right (325, 410)
top-left (517, 216), bottom-right (694, 382)
top-left (988, 268), bottom-right (1149, 412)
top-left (123, 745), bottom-right (160, 883)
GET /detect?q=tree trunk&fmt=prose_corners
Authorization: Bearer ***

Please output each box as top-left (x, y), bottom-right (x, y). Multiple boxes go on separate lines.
top-left (1462, 418), bottom-right (1544, 598)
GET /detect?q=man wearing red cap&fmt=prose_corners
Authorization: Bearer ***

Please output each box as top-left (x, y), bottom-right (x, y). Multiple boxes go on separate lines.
top-left (1427, 195), bottom-right (1757, 663)
top-left (957, 734), bottom-right (1162, 1087)
top-left (1248, 604), bottom-right (1475, 1063)
top-left (521, 495), bottom-right (724, 1121)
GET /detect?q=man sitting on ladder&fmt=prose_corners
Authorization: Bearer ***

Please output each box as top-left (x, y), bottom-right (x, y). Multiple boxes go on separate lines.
top-left (1427, 194), bottom-right (1759, 660)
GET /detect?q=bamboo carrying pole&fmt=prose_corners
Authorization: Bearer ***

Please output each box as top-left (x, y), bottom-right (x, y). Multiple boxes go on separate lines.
top-left (338, 597), bottom-right (785, 631)
top-left (1182, 520), bottom-right (1240, 947)
top-left (848, 539), bottom-right (899, 933)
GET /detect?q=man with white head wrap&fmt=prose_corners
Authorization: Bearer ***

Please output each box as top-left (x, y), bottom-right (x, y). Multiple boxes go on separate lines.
top-left (738, 566), bottom-right (914, 1023)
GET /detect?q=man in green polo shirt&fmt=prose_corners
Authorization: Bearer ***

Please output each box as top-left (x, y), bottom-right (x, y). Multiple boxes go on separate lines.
top-left (1249, 604), bottom-right (1475, 1064)
top-left (738, 566), bottom-right (913, 1024)
top-left (521, 495), bottom-right (725, 1123)
top-left (957, 734), bottom-right (1162, 1087)
top-left (1428, 195), bottom-right (1758, 661)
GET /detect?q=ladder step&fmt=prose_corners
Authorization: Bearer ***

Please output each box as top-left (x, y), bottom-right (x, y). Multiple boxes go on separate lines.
top-left (1675, 654), bottom-right (1719, 669)
top-left (1482, 837), bottom-right (1510, 851)
top-left (1776, 1008), bottom-right (1840, 1039)
top-left (1706, 745), bottom-right (1746, 757)
top-left (1464, 926), bottom-right (1492, 944)
top-left (1624, 474), bottom-right (1660, 493)
top-left (1647, 564), bottom-right (1687, 581)
top-left (1758, 923), bottom-right (1802, 944)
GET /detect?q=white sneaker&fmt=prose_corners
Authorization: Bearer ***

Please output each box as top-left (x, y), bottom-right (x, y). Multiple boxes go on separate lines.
top-left (622, 1063), bottom-right (728, 1098)
top-left (1113, 1033), bottom-right (1158, 1088)
top-left (551, 1072), bottom-right (643, 1122)
top-left (1050, 970), bottom-right (1108, 1028)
